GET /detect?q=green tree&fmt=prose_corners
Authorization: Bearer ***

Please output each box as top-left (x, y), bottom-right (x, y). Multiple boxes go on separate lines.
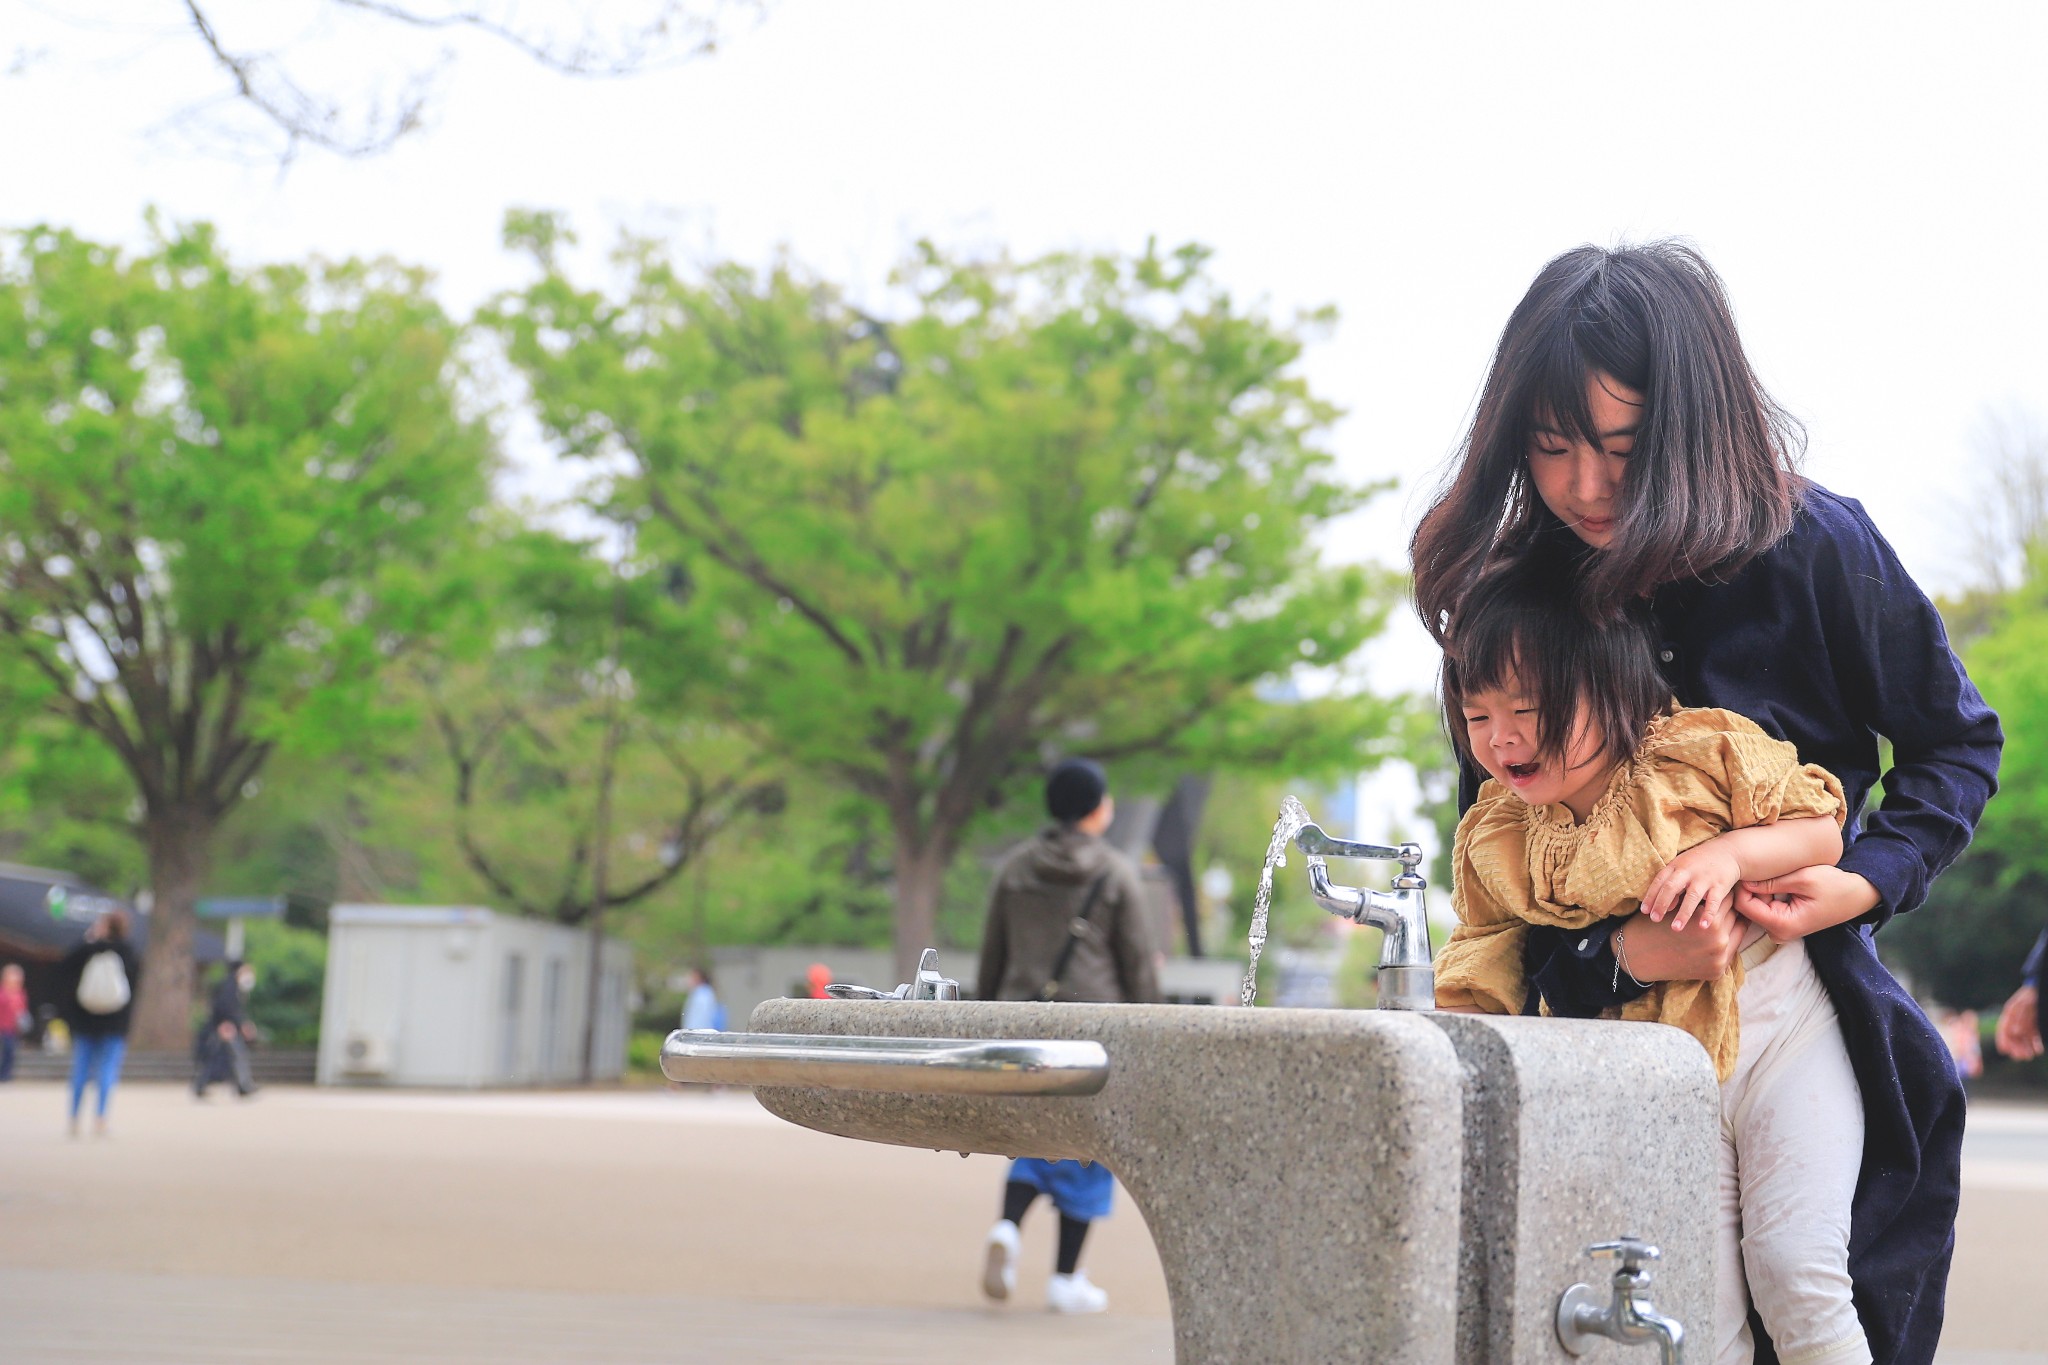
top-left (1882, 541), bottom-right (2048, 1007)
top-left (0, 222), bottom-right (492, 1048)
top-left (490, 225), bottom-right (1406, 980)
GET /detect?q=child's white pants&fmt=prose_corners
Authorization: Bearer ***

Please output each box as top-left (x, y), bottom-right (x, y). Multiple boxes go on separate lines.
top-left (1715, 937), bottom-right (1871, 1365)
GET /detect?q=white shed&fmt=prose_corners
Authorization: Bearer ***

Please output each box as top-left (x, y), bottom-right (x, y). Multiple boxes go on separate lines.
top-left (317, 904), bottom-right (633, 1088)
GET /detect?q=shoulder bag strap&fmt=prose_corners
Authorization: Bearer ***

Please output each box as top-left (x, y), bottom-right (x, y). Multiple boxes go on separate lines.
top-left (1038, 873), bottom-right (1112, 1003)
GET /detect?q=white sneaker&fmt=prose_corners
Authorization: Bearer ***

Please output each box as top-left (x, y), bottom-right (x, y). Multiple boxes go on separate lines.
top-left (981, 1220), bottom-right (1019, 1301)
top-left (1047, 1270), bottom-right (1109, 1314)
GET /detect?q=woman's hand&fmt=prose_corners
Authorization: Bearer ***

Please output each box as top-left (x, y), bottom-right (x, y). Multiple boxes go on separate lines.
top-left (1615, 897), bottom-right (1749, 983)
top-left (1996, 985), bottom-right (2042, 1061)
top-left (1733, 865), bottom-right (1881, 943)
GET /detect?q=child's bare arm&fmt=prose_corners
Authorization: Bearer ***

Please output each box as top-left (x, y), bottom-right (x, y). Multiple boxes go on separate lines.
top-left (1640, 817), bottom-right (1843, 931)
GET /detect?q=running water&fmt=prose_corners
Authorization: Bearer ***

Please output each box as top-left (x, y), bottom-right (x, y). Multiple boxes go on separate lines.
top-left (1240, 795), bottom-right (1312, 1007)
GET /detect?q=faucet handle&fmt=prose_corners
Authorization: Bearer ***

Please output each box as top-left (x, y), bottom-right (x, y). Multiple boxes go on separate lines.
top-left (1588, 1237), bottom-right (1661, 1281)
top-left (823, 983), bottom-right (900, 1000)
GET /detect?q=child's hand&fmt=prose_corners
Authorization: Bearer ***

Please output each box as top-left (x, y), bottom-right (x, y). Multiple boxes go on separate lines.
top-left (1640, 843), bottom-right (1744, 930)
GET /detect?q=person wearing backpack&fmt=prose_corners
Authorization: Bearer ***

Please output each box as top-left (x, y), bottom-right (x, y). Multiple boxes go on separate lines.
top-left (60, 909), bottom-right (140, 1138)
top-left (973, 758), bottom-right (1162, 1315)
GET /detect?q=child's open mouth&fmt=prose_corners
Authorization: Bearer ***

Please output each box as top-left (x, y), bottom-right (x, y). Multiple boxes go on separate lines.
top-left (1504, 761), bottom-right (1541, 784)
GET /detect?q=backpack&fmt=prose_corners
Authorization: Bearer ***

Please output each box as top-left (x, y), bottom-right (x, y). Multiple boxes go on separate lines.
top-left (78, 949), bottom-right (131, 1015)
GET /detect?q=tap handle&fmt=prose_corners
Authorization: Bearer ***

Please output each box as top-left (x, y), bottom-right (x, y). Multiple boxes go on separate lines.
top-left (823, 983), bottom-right (901, 1000)
top-left (1588, 1236), bottom-right (1661, 1279)
top-left (1295, 823), bottom-right (1404, 862)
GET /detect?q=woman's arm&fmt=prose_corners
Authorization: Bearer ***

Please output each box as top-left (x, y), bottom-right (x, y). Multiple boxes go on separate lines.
top-left (1639, 816), bottom-right (1844, 929)
top-left (1812, 498), bottom-right (2002, 924)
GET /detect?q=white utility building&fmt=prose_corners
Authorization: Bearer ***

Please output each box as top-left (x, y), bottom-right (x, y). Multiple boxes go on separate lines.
top-left (317, 904), bottom-right (633, 1088)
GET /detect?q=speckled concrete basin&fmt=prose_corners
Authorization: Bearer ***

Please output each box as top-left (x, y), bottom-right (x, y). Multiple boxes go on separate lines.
top-left (748, 999), bottom-right (1464, 1362)
top-left (728, 1000), bottom-right (1718, 1364)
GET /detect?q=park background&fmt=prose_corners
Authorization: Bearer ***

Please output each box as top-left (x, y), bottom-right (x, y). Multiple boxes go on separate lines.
top-left (3, 7), bottom-right (2048, 1086)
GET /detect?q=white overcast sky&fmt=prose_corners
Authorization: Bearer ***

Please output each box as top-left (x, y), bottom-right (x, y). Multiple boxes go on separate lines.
top-left (5, 1), bottom-right (2047, 693)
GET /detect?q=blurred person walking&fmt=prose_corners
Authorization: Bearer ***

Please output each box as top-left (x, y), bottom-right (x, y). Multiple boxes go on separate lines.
top-left (0, 962), bottom-right (27, 1081)
top-left (59, 910), bottom-right (140, 1137)
top-left (974, 758), bottom-right (1161, 1314)
top-left (680, 966), bottom-right (726, 1032)
top-left (193, 961), bottom-right (259, 1098)
top-left (1994, 929), bottom-right (2045, 1061)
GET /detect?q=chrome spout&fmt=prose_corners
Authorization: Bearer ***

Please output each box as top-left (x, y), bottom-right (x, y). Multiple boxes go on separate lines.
top-left (1294, 822), bottom-right (1435, 1011)
top-left (1556, 1237), bottom-right (1687, 1365)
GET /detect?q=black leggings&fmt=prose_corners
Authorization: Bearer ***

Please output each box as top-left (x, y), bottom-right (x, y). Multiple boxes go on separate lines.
top-left (1001, 1179), bottom-right (1091, 1275)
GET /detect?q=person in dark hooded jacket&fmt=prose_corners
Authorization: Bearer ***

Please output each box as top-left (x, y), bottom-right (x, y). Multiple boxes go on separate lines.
top-left (975, 758), bottom-right (1161, 1315)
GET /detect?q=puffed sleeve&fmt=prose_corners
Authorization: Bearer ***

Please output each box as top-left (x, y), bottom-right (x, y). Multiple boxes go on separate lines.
top-left (1647, 708), bottom-right (1847, 830)
top-left (1436, 788), bottom-right (1533, 1015)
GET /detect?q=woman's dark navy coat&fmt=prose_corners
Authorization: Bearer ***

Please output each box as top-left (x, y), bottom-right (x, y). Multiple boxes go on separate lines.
top-left (1457, 484), bottom-right (2003, 1365)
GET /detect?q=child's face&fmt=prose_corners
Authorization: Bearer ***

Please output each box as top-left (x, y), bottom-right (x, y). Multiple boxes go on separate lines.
top-left (1460, 676), bottom-right (1616, 818)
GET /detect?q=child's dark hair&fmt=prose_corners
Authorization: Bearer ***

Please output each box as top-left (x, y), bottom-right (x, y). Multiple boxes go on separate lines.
top-left (1441, 559), bottom-right (1672, 772)
top-left (1413, 240), bottom-right (1802, 639)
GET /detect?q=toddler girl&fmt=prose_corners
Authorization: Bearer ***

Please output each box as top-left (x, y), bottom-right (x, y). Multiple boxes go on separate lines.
top-left (1436, 564), bottom-right (1871, 1365)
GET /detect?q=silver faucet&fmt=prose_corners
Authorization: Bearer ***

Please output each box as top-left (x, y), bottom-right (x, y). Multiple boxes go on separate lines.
top-left (822, 948), bottom-right (962, 1001)
top-left (1292, 824), bottom-right (1435, 1011)
top-left (1556, 1237), bottom-right (1686, 1364)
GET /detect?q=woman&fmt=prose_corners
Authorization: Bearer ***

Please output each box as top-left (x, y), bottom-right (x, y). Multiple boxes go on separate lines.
top-left (1411, 241), bottom-right (2001, 1364)
top-left (59, 909), bottom-right (141, 1137)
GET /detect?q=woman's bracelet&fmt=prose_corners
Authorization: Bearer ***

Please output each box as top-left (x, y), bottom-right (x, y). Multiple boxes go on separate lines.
top-left (1613, 930), bottom-right (1650, 992)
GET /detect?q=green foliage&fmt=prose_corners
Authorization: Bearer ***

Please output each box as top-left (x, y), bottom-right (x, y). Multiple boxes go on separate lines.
top-left (1883, 560), bottom-right (2048, 1007)
top-left (487, 224), bottom-right (1409, 970)
top-left (0, 219), bottom-right (494, 1045)
top-left (626, 1029), bottom-right (665, 1078)
top-left (240, 918), bottom-right (327, 1048)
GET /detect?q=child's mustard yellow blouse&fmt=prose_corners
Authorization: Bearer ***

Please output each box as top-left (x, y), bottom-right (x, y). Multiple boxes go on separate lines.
top-left (1437, 706), bottom-right (1846, 1080)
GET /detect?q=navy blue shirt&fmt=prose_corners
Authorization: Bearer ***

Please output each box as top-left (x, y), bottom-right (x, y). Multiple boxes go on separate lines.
top-left (1454, 484), bottom-right (2001, 1365)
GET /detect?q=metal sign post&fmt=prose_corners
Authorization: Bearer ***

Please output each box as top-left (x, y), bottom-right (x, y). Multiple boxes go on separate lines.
top-left (195, 896), bottom-right (287, 961)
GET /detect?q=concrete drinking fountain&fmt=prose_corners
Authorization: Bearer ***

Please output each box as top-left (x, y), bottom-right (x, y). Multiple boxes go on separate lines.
top-left (662, 804), bottom-right (1718, 1363)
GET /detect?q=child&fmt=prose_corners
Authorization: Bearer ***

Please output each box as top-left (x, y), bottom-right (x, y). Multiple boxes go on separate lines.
top-left (1436, 565), bottom-right (1870, 1365)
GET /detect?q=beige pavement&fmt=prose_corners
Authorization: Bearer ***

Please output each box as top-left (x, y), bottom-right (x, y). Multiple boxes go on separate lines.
top-left (0, 1080), bottom-right (2043, 1361)
top-left (0, 1081), bottom-right (1171, 1362)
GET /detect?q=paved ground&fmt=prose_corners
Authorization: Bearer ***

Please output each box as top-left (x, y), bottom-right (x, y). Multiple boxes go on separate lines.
top-left (0, 1080), bottom-right (2043, 1362)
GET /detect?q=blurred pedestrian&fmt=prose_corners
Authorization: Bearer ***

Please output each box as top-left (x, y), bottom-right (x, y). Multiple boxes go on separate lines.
top-left (59, 909), bottom-right (140, 1137)
top-left (1936, 1008), bottom-right (1983, 1080)
top-left (1994, 929), bottom-right (2045, 1062)
top-left (680, 966), bottom-right (726, 1032)
top-left (193, 961), bottom-right (259, 1098)
top-left (975, 758), bottom-right (1161, 1315)
top-left (0, 962), bottom-right (28, 1082)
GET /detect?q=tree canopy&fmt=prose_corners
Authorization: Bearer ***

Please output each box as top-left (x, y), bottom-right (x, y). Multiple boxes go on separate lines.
top-left (0, 221), bottom-right (493, 1045)
top-left (490, 225), bottom-right (1407, 979)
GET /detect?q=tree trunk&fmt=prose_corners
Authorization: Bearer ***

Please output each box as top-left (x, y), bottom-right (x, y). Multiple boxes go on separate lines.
top-left (131, 808), bottom-right (215, 1051)
top-left (890, 833), bottom-right (948, 988)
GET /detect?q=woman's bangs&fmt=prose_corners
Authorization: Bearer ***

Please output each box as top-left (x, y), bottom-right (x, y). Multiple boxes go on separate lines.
top-left (1517, 325), bottom-right (1602, 452)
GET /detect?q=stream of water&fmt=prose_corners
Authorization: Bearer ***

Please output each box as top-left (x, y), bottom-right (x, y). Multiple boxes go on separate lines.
top-left (1239, 794), bottom-right (1312, 1008)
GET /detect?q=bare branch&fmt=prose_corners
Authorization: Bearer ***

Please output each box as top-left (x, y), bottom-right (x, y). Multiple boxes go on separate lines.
top-left (177, 0), bottom-right (762, 161)
top-left (330, 0), bottom-right (749, 78)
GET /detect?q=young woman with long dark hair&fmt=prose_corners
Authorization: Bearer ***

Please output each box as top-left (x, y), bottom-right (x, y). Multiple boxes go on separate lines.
top-left (1412, 241), bottom-right (2002, 1365)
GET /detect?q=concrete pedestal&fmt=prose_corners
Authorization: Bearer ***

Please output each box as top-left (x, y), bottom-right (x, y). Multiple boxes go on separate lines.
top-left (752, 999), bottom-right (1463, 1363)
top-left (1429, 1015), bottom-right (1719, 1363)
top-left (742, 1000), bottom-right (1718, 1365)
